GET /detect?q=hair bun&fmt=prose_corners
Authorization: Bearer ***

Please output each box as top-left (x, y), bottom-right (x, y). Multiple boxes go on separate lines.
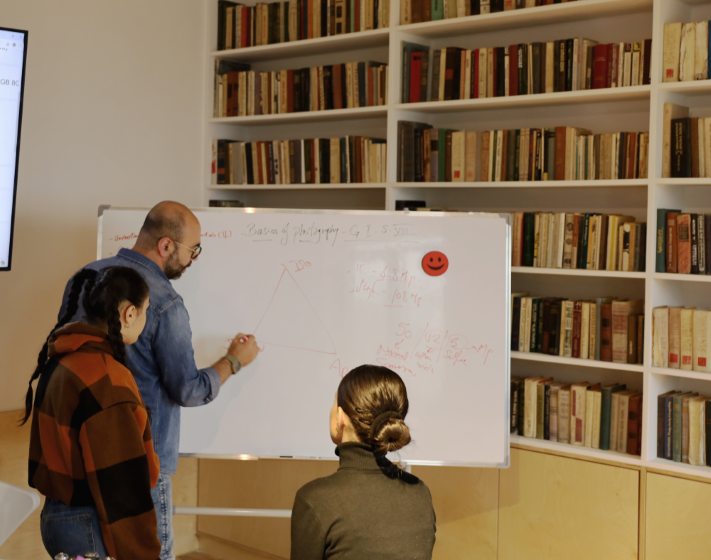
top-left (372, 417), bottom-right (411, 456)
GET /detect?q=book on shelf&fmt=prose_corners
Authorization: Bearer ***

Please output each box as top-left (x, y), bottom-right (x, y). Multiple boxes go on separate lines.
top-left (217, 0), bottom-right (389, 50)
top-left (511, 211), bottom-right (646, 271)
top-left (211, 137), bottom-right (386, 185)
top-left (214, 61), bottom-right (388, 118)
top-left (663, 21), bottom-right (711, 83)
top-left (652, 306), bottom-right (711, 373)
top-left (402, 39), bottom-right (651, 105)
top-left (398, 122), bottom-right (648, 182)
top-left (400, 0), bottom-right (578, 27)
top-left (656, 209), bottom-right (711, 275)
top-left (512, 376), bottom-right (640, 457)
top-left (512, 295), bottom-right (644, 365)
top-left (209, 199), bottom-right (245, 207)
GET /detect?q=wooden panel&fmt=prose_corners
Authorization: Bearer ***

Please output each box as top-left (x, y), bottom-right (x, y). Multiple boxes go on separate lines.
top-left (196, 533), bottom-right (285, 560)
top-left (197, 458), bottom-right (338, 558)
top-left (498, 448), bottom-right (639, 560)
top-left (0, 409), bottom-right (45, 560)
top-left (411, 465), bottom-right (498, 560)
top-left (174, 457), bottom-right (199, 555)
top-left (646, 473), bottom-right (711, 560)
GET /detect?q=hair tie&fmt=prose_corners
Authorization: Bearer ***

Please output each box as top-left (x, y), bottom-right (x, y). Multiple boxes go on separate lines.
top-left (369, 411), bottom-right (402, 438)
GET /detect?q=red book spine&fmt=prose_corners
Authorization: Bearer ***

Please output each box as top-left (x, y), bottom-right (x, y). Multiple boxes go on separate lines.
top-left (572, 301), bottom-right (582, 358)
top-left (627, 133), bottom-right (637, 179)
top-left (410, 52), bottom-right (422, 103)
top-left (666, 212), bottom-right (679, 273)
top-left (509, 44), bottom-right (518, 97)
top-left (592, 44), bottom-right (608, 90)
top-left (241, 7), bottom-right (249, 48)
top-left (473, 49), bottom-right (480, 99)
top-left (627, 395), bottom-right (641, 455)
top-left (600, 303), bottom-right (613, 362)
top-left (555, 126), bottom-right (566, 180)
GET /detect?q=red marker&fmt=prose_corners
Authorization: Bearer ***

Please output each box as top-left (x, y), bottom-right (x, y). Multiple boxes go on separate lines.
top-left (239, 337), bottom-right (248, 343)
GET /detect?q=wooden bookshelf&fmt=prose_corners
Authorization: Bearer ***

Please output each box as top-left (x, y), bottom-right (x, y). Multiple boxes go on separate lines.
top-left (202, 0), bottom-right (711, 482)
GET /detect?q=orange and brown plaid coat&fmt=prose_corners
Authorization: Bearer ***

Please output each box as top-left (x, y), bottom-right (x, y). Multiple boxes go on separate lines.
top-left (28, 322), bottom-right (161, 560)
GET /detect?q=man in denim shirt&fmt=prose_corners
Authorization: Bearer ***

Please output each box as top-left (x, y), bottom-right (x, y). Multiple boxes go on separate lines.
top-left (59, 201), bottom-right (259, 559)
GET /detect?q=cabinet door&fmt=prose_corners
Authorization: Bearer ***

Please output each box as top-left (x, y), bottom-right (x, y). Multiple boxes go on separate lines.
top-left (499, 448), bottom-right (639, 560)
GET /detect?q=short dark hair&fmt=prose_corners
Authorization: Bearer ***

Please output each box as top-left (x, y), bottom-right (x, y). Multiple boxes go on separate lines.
top-left (337, 365), bottom-right (411, 457)
top-left (138, 206), bottom-right (186, 248)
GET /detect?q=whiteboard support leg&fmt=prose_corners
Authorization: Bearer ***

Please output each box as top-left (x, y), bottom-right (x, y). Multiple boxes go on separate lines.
top-left (173, 506), bottom-right (291, 518)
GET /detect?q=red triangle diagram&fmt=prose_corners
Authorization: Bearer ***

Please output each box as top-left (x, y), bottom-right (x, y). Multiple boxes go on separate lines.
top-left (253, 268), bottom-right (337, 355)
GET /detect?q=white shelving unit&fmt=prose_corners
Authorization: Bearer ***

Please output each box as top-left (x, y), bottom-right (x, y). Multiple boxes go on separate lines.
top-left (202, 0), bottom-right (711, 479)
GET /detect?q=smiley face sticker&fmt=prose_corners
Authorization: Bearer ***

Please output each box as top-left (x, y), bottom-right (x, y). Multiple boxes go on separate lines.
top-left (422, 251), bottom-right (449, 277)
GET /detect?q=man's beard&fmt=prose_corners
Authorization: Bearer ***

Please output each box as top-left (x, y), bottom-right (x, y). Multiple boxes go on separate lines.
top-left (164, 250), bottom-right (191, 280)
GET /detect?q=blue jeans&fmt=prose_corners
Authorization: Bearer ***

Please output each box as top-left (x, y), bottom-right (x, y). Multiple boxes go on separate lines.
top-left (40, 497), bottom-right (109, 558)
top-left (151, 472), bottom-right (175, 560)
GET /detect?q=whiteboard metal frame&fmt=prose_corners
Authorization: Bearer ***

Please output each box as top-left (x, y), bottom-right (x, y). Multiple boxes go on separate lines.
top-left (97, 206), bottom-right (511, 470)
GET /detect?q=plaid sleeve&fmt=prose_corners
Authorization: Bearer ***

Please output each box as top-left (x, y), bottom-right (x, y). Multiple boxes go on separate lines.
top-left (78, 402), bottom-right (161, 560)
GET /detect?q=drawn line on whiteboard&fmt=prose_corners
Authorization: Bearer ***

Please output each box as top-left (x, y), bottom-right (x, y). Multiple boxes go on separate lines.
top-left (253, 266), bottom-right (337, 355)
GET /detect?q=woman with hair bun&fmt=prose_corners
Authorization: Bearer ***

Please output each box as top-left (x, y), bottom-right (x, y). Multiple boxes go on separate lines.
top-left (23, 266), bottom-right (161, 560)
top-left (291, 364), bottom-right (436, 560)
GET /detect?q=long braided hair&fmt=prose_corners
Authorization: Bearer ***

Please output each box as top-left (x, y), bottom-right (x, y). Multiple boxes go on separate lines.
top-left (21, 266), bottom-right (149, 425)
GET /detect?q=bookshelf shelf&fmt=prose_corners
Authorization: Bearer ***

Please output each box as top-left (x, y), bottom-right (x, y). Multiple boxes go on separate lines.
top-left (647, 458), bottom-right (711, 479)
top-left (393, 179), bottom-right (648, 188)
top-left (210, 106), bottom-right (388, 126)
top-left (206, 183), bottom-right (388, 190)
top-left (512, 351), bottom-right (645, 372)
top-left (657, 81), bottom-right (711, 96)
top-left (512, 267), bottom-right (645, 278)
top-left (511, 435), bottom-right (643, 467)
top-left (211, 28), bottom-right (390, 63)
top-left (393, 0), bottom-right (653, 39)
top-left (393, 86), bottom-right (651, 114)
top-left (650, 273), bottom-right (711, 283)
top-left (655, 178), bottom-right (711, 186)
top-left (650, 367), bottom-right (711, 382)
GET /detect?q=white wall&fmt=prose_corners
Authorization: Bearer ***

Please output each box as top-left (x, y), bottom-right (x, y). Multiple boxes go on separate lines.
top-left (0, 0), bottom-right (205, 412)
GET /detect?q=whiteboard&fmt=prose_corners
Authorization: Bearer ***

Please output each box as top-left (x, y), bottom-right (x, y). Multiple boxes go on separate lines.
top-left (99, 208), bottom-right (511, 467)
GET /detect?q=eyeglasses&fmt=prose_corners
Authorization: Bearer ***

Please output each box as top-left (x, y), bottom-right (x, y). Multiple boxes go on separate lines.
top-left (172, 240), bottom-right (202, 260)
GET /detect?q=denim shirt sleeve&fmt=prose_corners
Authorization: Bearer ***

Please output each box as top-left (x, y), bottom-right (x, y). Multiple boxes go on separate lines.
top-left (152, 299), bottom-right (221, 407)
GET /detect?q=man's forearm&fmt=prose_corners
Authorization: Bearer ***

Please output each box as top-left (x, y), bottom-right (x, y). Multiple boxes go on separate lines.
top-left (212, 358), bottom-right (233, 385)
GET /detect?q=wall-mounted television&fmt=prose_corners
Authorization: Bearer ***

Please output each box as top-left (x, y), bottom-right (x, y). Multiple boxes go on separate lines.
top-left (0, 27), bottom-right (28, 271)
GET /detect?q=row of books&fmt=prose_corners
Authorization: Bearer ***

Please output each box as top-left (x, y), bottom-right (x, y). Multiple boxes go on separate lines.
top-left (657, 391), bottom-right (710, 466)
top-left (662, 21), bottom-right (711, 83)
top-left (512, 213), bottom-right (647, 272)
top-left (211, 137), bottom-right (387, 185)
top-left (670, 116), bottom-right (711, 178)
top-left (652, 307), bottom-right (711, 373)
top-left (217, 0), bottom-right (389, 50)
top-left (401, 0), bottom-right (578, 26)
top-left (402, 39), bottom-right (652, 103)
top-left (209, 200), bottom-right (245, 207)
top-left (655, 210), bottom-right (710, 275)
top-left (214, 60), bottom-right (388, 118)
top-left (512, 296), bottom-right (644, 365)
top-left (511, 377), bottom-right (642, 456)
top-left (396, 122), bottom-right (649, 182)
